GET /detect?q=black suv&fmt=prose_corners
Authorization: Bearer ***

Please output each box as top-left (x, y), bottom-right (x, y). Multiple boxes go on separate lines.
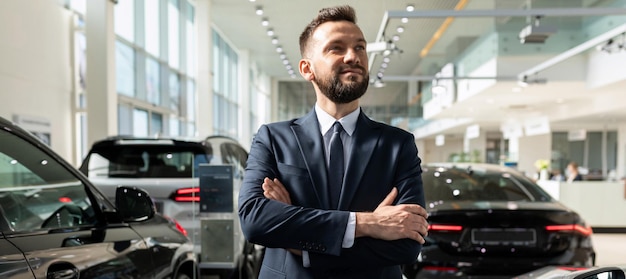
top-left (0, 116), bottom-right (197, 278)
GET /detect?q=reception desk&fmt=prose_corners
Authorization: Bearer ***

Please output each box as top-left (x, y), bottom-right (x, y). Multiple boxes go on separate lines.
top-left (537, 180), bottom-right (626, 230)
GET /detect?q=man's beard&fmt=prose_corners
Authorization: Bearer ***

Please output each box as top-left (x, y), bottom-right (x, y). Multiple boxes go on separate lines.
top-left (315, 68), bottom-right (369, 104)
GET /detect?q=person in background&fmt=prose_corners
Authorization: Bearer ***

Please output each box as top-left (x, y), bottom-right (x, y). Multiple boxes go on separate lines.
top-left (567, 161), bottom-right (583, 182)
top-left (550, 169), bottom-right (565, 181)
top-left (237, 5), bottom-right (428, 279)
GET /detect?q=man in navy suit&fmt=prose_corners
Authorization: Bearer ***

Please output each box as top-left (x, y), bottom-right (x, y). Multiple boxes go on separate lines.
top-left (238, 5), bottom-right (429, 279)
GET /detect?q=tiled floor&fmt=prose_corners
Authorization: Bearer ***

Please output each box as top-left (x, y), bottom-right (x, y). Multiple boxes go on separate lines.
top-left (592, 233), bottom-right (626, 266)
top-left (200, 234), bottom-right (625, 278)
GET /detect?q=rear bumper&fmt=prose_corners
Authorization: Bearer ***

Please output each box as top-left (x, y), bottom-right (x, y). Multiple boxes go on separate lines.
top-left (411, 245), bottom-right (595, 277)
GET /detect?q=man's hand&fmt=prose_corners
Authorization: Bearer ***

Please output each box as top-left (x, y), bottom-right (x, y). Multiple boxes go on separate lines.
top-left (355, 187), bottom-right (429, 244)
top-left (262, 177), bottom-right (292, 204)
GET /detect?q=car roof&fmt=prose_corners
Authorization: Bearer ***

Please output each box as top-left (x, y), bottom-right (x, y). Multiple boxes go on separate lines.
top-left (423, 162), bottom-right (523, 174)
top-left (92, 135), bottom-right (241, 146)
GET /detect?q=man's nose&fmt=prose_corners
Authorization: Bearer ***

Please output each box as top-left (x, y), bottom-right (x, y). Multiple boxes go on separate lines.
top-left (344, 49), bottom-right (361, 65)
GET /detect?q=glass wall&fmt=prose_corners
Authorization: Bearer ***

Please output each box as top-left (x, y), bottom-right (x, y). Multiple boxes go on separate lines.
top-left (212, 30), bottom-right (240, 140)
top-left (112, 0), bottom-right (197, 137)
top-left (551, 131), bottom-right (618, 180)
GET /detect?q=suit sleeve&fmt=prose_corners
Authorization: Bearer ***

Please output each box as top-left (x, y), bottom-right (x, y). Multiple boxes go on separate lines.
top-left (309, 132), bottom-right (425, 270)
top-left (238, 124), bottom-right (350, 256)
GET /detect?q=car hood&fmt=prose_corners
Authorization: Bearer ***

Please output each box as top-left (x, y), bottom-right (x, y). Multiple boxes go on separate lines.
top-left (426, 200), bottom-right (572, 212)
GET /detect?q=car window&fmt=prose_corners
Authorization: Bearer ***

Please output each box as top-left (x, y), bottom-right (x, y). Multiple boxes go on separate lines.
top-left (220, 142), bottom-right (248, 179)
top-left (83, 144), bottom-right (212, 178)
top-left (423, 167), bottom-right (548, 202)
top-left (0, 130), bottom-right (97, 232)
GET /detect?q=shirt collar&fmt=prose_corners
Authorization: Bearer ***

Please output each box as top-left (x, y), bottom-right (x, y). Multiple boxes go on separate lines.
top-left (315, 103), bottom-right (359, 136)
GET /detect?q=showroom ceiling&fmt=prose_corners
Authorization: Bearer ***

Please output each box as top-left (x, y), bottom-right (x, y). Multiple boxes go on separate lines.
top-left (210, 0), bottom-right (626, 137)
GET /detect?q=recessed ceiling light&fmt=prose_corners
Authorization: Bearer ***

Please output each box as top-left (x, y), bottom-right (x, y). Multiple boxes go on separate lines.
top-left (406, 4), bottom-right (415, 12)
top-left (266, 28), bottom-right (274, 36)
top-left (271, 37), bottom-right (279, 44)
top-left (255, 6), bottom-right (263, 15)
top-left (401, 17), bottom-right (409, 23)
top-left (261, 17), bottom-right (269, 26)
top-left (397, 26), bottom-right (405, 33)
top-left (276, 46), bottom-right (283, 52)
top-left (392, 35), bottom-right (400, 41)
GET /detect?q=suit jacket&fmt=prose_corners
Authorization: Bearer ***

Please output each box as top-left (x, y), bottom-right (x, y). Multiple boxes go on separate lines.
top-left (238, 109), bottom-right (425, 279)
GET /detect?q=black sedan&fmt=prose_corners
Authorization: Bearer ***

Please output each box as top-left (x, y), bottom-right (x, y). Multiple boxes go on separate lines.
top-left (0, 115), bottom-right (197, 279)
top-left (404, 163), bottom-right (595, 279)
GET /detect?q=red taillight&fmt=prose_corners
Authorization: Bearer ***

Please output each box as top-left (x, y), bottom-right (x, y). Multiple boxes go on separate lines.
top-left (423, 266), bottom-right (459, 272)
top-left (164, 215), bottom-right (188, 236)
top-left (171, 187), bottom-right (200, 202)
top-left (545, 224), bottom-right (593, 236)
top-left (428, 224), bottom-right (463, 231)
top-left (58, 197), bottom-right (72, 203)
top-left (174, 220), bottom-right (188, 236)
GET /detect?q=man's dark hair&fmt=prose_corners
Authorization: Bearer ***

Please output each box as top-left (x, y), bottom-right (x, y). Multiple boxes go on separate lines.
top-left (299, 5), bottom-right (357, 57)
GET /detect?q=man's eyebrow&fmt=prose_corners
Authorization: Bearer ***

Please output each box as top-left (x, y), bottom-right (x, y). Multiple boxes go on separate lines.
top-left (326, 38), bottom-right (367, 45)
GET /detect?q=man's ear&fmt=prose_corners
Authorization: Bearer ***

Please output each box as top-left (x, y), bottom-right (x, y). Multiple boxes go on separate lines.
top-left (299, 59), bottom-right (314, 81)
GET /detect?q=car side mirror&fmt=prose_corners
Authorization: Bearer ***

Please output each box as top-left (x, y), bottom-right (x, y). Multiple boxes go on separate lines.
top-left (115, 186), bottom-right (155, 222)
top-left (571, 266), bottom-right (626, 279)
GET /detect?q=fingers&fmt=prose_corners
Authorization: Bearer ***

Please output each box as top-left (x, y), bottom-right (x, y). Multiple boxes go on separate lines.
top-left (262, 177), bottom-right (292, 204)
top-left (376, 187), bottom-right (398, 209)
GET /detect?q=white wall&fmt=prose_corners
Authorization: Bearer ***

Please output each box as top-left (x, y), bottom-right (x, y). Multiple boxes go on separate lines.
top-left (518, 133), bottom-right (552, 177)
top-left (0, 1), bottom-right (73, 161)
top-left (421, 136), bottom-right (465, 164)
top-left (539, 180), bottom-right (626, 228)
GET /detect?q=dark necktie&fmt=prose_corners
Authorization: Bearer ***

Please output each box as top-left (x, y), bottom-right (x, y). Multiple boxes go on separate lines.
top-left (328, 121), bottom-right (344, 208)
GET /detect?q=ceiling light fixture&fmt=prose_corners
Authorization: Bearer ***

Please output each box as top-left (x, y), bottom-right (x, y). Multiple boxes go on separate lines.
top-left (396, 26), bottom-right (405, 33)
top-left (250, 3), bottom-right (294, 78)
top-left (401, 17), bottom-right (409, 23)
top-left (596, 33), bottom-right (625, 53)
top-left (519, 16), bottom-right (557, 44)
top-left (406, 4), bottom-right (415, 12)
top-left (373, 77), bottom-right (386, 88)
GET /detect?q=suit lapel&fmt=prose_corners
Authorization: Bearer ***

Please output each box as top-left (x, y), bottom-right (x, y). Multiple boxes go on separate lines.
top-left (339, 111), bottom-right (382, 210)
top-left (291, 110), bottom-right (332, 209)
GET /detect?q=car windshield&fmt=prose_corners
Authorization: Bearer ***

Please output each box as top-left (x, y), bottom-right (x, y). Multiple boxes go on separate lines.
top-left (83, 143), bottom-right (213, 178)
top-left (422, 166), bottom-right (552, 203)
top-left (0, 129), bottom-right (96, 232)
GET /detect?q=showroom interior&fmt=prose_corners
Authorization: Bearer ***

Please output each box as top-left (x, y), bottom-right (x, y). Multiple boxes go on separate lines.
top-left (2, 0), bottom-right (626, 178)
top-left (1, 0), bottom-right (626, 270)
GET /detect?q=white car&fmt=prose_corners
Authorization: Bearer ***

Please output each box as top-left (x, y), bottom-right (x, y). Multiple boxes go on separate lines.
top-left (79, 136), bottom-right (261, 279)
